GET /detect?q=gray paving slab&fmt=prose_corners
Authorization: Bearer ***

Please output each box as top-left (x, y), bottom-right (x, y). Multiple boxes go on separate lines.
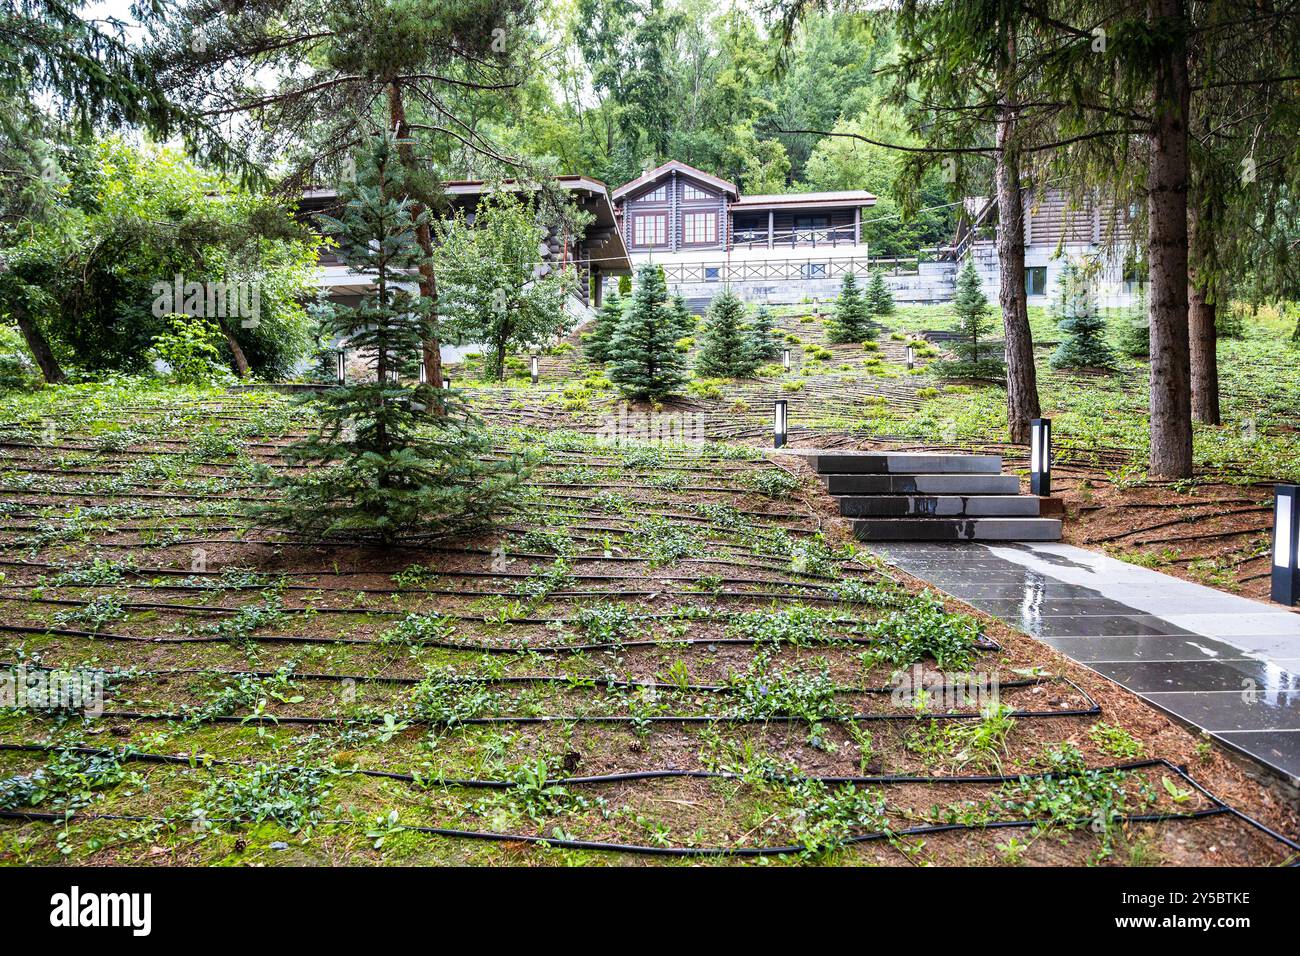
top-left (870, 539), bottom-right (1300, 784)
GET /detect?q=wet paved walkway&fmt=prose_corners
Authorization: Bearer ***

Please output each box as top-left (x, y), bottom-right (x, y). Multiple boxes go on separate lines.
top-left (870, 541), bottom-right (1300, 784)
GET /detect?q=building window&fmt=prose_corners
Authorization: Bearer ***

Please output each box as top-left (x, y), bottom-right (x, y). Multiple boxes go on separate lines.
top-left (683, 184), bottom-right (712, 201)
top-left (704, 267), bottom-right (720, 281)
top-left (683, 212), bottom-right (716, 245)
top-left (794, 214), bottom-right (831, 242)
top-left (1025, 266), bottom-right (1047, 296)
top-left (633, 214), bottom-right (667, 247)
top-left (801, 263), bottom-right (828, 279)
top-left (642, 185), bottom-right (669, 202)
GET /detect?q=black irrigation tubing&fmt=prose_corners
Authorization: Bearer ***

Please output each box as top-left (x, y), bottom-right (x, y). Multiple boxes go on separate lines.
top-left (1, 662), bottom-right (1057, 699)
top-left (0, 799), bottom-right (1277, 862)
top-left (0, 621), bottom-right (1000, 656)
top-left (0, 562), bottom-right (845, 589)
top-left (20, 696), bottom-right (1099, 727)
top-left (0, 588), bottom-right (858, 615)
top-left (0, 743), bottom-right (1193, 792)
top-left (0, 549), bottom-right (849, 579)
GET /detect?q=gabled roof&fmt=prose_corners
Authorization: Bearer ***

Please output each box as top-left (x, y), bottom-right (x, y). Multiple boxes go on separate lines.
top-left (611, 160), bottom-right (739, 201)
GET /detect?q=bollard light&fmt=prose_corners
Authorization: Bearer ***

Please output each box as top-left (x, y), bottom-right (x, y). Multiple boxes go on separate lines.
top-left (1030, 417), bottom-right (1051, 496)
top-left (773, 399), bottom-right (788, 449)
top-left (419, 358), bottom-right (427, 385)
top-left (1272, 484), bottom-right (1299, 606)
top-left (336, 349), bottom-right (346, 385)
top-left (531, 354), bottom-right (539, 385)
top-left (906, 344), bottom-right (915, 370)
top-left (782, 348), bottom-right (791, 372)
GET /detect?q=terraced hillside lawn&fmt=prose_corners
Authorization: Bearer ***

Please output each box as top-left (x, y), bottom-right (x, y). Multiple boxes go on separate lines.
top-left (0, 383), bottom-right (1296, 866)
top-left (467, 301), bottom-right (1300, 601)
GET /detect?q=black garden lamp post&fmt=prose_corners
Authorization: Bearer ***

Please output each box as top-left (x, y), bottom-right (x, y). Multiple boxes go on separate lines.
top-left (418, 358), bottom-right (427, 385)
top-left (531, 355), bottom-right (539, 385)
top-left (1273, 484), bottom-right (1299, 606)
top-left (906, 344), bottom-right (915, 370)
top-left (782, 348), bottom-right (791, 371)
top-left (773, 399), bottom-right (788, 449)
top-left (336, 349), bottom-right (346, 385)
top-left (1030, 417), bottom-right (1051, 496)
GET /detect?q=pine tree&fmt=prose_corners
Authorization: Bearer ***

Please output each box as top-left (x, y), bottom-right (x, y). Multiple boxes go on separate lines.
top-left (866, 271), bottom-right (895, 315)
top-left (934, 260), bottom-right (1005, 380)
top-left (696, 289), bottom-right (760, 378)
top-left (257, 138), bottom-right (522, 543)
top-left (826, 272), bottom-right (874, 343)
top-left (746, 304), bottom-right (781, 362)
top-left (1051, 261), bottom-right (1117, 370)
top-left (584, 292), bottom-right (624, 363)
top-left (1116, 285), bottom-right (1150, 358)
top-left (608, 264), bottom-right (689, 400)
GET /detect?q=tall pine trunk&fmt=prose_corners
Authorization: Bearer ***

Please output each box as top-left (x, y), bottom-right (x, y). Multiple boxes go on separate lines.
top-left (1146, 0), bottom-right (1193, 478)
top-left (996, 23), bottom-right (1040, 445)
top-left (1187, 203), bottom-right (1220, 425)
top-left (387, 83), bottom-right (445, 398)
top-left (13, 299), bottom-right (66, 384)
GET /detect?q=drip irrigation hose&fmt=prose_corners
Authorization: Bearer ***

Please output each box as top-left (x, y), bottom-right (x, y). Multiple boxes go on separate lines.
top-left (0, 660), bottom-right (1060, 698)
top-left (0, 622), bottom-right (1001, 655)
top-left (12, 679), bottom-right (1100, 727)
top-left (6, 744), bottom-right (1287, 858)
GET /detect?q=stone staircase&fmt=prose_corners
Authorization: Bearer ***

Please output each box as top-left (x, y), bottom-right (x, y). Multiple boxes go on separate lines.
top-left (787, 451), bottom-right (1062, 542)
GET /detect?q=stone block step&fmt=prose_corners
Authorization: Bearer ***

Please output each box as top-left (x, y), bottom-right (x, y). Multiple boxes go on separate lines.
top-left (806, 452), bottom-right (1003, 475)
top-left (850, 517), bottom-right (1062, 542)
top-left (837, 495), bottom-right (1041, 518)
top-left (825, 473), bottom-right (1021, 496)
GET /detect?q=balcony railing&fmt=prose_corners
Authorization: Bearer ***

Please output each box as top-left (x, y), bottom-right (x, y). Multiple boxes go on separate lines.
top-left (659, 250), bottom-right (952, 284)
top-left (730, 225), bottom-right (859, 249)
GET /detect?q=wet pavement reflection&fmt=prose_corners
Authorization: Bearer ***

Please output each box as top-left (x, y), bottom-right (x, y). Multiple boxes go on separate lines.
top-left (870, 540), bottom-right (1300, 783)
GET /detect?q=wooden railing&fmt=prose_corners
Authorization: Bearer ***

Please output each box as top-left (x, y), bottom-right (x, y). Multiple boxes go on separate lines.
top-left (730, 225), bottom-right (859, 249)
top-left (659, 250), bottom-right (954, 284)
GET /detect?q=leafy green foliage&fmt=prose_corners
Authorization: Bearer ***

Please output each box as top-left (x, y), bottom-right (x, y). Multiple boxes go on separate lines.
top-left (435, 189), bottom-right (574, 381)
top-left (150, 314), bottom-right (232, 386)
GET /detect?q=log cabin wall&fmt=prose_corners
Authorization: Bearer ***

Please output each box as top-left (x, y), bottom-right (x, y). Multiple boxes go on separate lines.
top-left (621, 171), bottom-right (728, 253)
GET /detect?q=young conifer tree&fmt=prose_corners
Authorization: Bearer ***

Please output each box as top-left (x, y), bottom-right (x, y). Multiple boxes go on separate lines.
top-left (746, 304), bottom-right (781, 362)
top-left (695, 288), bottom-right (760, 377)
top-left (827, 272), bottom-right (874, 343)
top-left (584, 291), bottom-right (624, 363)
top-left (1116, 284), bottom-right (1150, 358)
top-left (1050, 260), bottom-right (1116, 370)
top-left (934, 259), bottom-right (1005, 380)
top-left (866, 270), bottom-right (895, 315)
top-left (259, 137), bottom-right (521, 542)
top-left (608, 264), bottom-right (689, 400)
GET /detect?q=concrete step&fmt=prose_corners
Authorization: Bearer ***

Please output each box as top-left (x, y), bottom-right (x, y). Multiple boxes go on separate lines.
top-left (837, 495), bottom-right (1041, 518)
top-left (808, 452), bottom-right (1003, 475)
top-left (825, 473), bottom-right (1021, 496)
top-left (850, 517), bottom-right (1062, 542)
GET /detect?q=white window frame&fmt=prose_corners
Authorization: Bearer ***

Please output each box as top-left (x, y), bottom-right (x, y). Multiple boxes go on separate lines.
top-left (683, 212), bottom-right (716, 245)
top-left (633, 214), bottom-right (667, 246)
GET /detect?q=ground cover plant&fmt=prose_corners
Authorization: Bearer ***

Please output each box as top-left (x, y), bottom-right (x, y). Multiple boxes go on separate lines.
top-left (0, 379), bottom-right (1295, 866)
